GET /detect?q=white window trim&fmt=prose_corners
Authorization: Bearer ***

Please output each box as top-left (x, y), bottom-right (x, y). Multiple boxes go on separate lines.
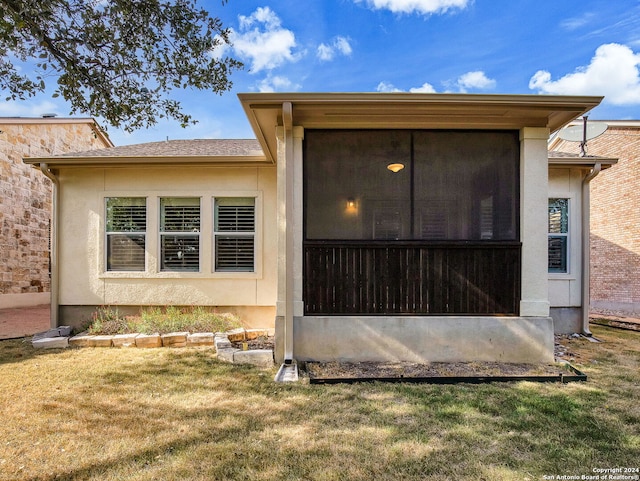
top-left (98, 190), bottom-right (262, 280)
top-left (548, 193), bottom-right (578, 280)
top-left (159, 196), bottom-right (202, 273)
top-left (213, 196), bottom-right (257, 273)
top-left (102, 195), bottom-right (149, 274)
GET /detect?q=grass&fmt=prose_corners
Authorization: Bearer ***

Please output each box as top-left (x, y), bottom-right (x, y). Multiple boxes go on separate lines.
top-left (86, 306), bottom-right (242, 335)
top-left (0, 325), bottom-right (638, 481)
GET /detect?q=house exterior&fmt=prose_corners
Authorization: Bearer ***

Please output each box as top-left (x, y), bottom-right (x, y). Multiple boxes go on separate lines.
top-left (0, 117), bottom-right (112, 309)
top-left (25, 93), bottom-right (610, 364)
top-left (550, 121), bottom-right (639, 316)
top-left (24, 139), bottom-right (277, 329)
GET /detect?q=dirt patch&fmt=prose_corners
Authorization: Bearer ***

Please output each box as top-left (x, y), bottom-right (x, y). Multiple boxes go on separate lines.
top-left (305, 361), bottom-right (572, 381)
top-left (231, 336), bottom-right (274, 350)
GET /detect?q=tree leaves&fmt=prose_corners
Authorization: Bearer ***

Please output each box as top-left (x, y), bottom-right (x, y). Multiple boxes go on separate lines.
top-left (0, 0), bottom-right (242, 131)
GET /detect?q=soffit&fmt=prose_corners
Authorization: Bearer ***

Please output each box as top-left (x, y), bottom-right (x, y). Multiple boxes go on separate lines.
top-left (238, 92), bottom-right (604, 162)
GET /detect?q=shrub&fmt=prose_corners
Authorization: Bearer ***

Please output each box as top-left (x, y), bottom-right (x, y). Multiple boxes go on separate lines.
top-left (86, 306), bottom-right (242, 335)
top-left (87, 306), bottom-right (131, 335)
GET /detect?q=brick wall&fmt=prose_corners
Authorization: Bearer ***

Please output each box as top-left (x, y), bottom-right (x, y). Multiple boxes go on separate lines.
top-left (0, 120), bottom-right (111, 300)
top-left (552, 124), bottom-right (640, 313)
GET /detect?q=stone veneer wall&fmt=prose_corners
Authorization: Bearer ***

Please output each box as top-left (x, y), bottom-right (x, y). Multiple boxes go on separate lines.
top-left (0, 120), bottom-right (110, 307)
top-left (552, 125), bottom-right (640, 315)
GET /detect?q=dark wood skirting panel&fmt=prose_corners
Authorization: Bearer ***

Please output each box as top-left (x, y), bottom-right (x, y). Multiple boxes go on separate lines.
top-left (304, 241), bottom-right (521, 315)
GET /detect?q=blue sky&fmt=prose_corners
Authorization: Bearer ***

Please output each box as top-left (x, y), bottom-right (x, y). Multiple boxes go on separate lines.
top-left (2, 0), bottom-right (640, 146)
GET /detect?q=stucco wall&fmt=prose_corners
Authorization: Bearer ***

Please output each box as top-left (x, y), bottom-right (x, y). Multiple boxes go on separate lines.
top-left (56, 164), bottom-right (277, 328)
top-left (548, 167), bottom-right (585, 333)
top-left (0, 120), bottom-right (109, 308)
top-left (552, 125), bottom-right (640, 315)
top-left (548, 167), bottom-right (584, 308)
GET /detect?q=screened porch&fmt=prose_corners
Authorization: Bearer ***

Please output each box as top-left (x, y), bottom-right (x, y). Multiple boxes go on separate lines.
top-left (303, 129), bottom-right (522, 316)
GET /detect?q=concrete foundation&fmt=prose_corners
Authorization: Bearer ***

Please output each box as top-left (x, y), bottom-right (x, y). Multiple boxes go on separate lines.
top-left (57, 305), bottom-right (276, 330)
top-left (550, 307), bottom-right (582, 334)
top-left (276, 315), bottom-right (555, 364)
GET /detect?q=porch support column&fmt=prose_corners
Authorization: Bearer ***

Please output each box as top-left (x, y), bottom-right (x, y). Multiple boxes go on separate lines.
top-left (520, 127), bottom-right (551, 317)
top-left (275, 104), bottom-right (304, 363)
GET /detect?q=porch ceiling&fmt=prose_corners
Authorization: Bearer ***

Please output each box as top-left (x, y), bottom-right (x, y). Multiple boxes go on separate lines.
top-left (238, 92), bottom-right (604, 162)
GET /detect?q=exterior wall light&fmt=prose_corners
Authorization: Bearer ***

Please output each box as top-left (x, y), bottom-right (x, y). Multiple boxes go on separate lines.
top-left (387, 163), bottom-right (405, 173)
top-left (345, 197), bottom-right (358, 215)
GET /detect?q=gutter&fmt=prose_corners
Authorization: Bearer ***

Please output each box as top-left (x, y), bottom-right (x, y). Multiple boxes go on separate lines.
top-left (581, 162), bottom-right (602, 336)
top-left (39, 163), bottom-right (59, 329)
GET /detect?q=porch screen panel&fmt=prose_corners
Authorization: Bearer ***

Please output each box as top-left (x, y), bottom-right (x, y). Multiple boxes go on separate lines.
top-left (304, 130), bottom-right (411, 240)
top-left (413, 130), bottom-right (519, 241)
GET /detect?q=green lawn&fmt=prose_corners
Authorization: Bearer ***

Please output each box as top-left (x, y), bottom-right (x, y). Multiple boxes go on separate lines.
top-left (1, 325), bottom-right (638, 481)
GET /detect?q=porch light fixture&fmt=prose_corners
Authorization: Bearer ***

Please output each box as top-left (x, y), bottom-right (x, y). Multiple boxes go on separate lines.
top-left (387, 163), bottom-right (404, 173)
top-left (347, 197), bottom-right (355, 208)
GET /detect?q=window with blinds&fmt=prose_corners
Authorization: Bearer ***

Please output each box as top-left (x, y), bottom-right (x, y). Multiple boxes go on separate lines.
top-left (106, 197), bottom-right (146, 271)
top-left (548, 198), bottom-right (569, 273)
top-left (160, 197), bottom-right (200, 272)
top-left (214, 198), bottom-right (255, 272)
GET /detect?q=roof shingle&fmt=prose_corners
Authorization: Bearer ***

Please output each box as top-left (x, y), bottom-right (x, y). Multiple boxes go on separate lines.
top-left (56, 139), bottom-right (263, 158)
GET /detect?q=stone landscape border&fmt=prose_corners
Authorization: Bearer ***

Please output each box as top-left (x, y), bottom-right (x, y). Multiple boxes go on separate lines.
top-left (30, 326), bottom-right (275, 368)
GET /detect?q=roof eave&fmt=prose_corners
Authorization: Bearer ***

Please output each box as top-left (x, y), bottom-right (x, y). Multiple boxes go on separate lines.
top-left (238, 93), bottom-right (604, 162)
top-left (548, 156), bottom-right (618, 168)
top-left (24, 154), bottom-right (269, 168)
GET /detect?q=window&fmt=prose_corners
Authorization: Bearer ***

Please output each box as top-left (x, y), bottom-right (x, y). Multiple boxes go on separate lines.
top-left (160, 197), bottom-right (200, 271)
top-left (105, 197), bottom-right (146, 271)
top-left (548, 198), bottom-right (569, 273)
top-left (214, 197), bottom-right (255, 271)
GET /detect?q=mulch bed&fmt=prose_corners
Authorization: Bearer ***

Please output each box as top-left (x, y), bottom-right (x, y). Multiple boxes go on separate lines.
top-left (231, 336), bottom-right (274, 350)
top-left (307, 361), bottom-right (564, 378)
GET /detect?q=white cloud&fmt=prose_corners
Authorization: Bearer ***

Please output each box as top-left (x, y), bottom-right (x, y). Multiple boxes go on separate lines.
top-left (354, 0), bottom-right (471, 15)
top-left (529, 43), bottom-right (640, 105)
top-left (409, 82), bottom-right (436, 93)
top-left (560, 12), bottom-right (596, 31)
top-left (317, 36), bottom-right (353, 61)
top-left (376, 81), bottom-right (404, 92)
top-left (0, 100), bottom-right (62, 117)
top-left (256, 75), bottom-right (301, 93)
top-left (230, 7), bottom-right (302, 73)
top-left (456, 70), bottom-right (496, 92)
top-left (377, 81), bottom-right (437, 92)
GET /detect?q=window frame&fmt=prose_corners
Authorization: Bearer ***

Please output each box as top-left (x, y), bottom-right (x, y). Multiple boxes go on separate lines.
top-left (104, 196), bottom-right (147, 272)
top-left (159, 197), bottom-right (202, 272)
top-left (548, 197), bottom-right (570, 274)
top-left (99, 191), bottom-right (262, 279)
top-left (213, 197), bottom-right (257, 273)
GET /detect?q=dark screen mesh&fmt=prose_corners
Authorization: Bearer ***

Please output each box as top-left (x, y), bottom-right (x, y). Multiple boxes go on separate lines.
top-left (304, 130), bottom-right (519, 241)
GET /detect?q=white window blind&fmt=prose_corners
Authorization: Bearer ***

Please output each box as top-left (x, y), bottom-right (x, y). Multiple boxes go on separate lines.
top-left (548, 198), bottom-right (569, 273)
top-left (160, 197), bottom-right (200, 272)
top-left (105, 197), bottom-right (146, 271)
top-left (215, 198), bottom-right (255, 272)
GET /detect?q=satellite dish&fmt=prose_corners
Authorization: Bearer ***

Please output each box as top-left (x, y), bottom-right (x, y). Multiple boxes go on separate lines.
top-left (558, 121), bottom-right (608, 142)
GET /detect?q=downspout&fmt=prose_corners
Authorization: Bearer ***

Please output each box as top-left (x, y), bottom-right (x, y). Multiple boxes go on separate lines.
top-left (39, 163), bottom-right (59, 329)
top-left (282, 102), bottom-right (294, 363)
top-left (581, 162), bottom-right (601, 336)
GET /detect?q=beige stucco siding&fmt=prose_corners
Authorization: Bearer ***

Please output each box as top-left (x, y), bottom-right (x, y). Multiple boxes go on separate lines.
top-left (57, 165), bottom-right (277, 318)
top-left (548, 167), bottom-right (584, 308)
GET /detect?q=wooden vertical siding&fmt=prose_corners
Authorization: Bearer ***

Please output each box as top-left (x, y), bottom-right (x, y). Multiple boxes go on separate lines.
top-left (304, 241), bottom-right (521, 315)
